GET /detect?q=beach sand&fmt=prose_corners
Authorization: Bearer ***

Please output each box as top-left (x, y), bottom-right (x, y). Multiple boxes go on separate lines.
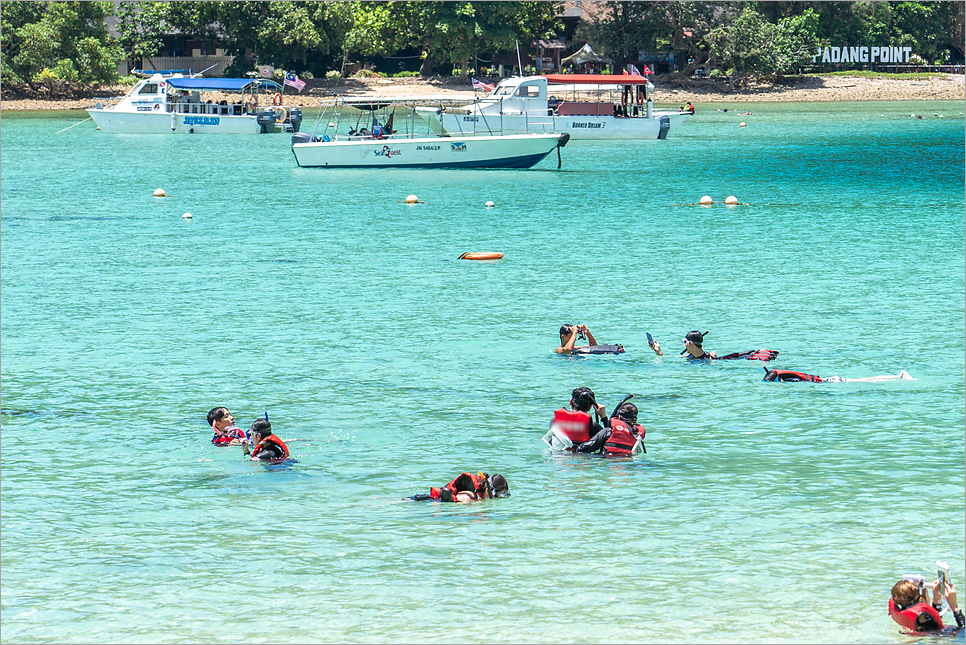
top-left (2, 73), bottom-right (962, 111)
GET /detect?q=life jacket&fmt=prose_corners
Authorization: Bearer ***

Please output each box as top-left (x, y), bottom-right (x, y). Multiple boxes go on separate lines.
top-left (372, 124), bottom-right (384, 139)
top-left (603, 418), bottom-right (645, 456)
top-left (718, 349), bottom-right (779, 362)
top-left (550, 409), bottom-right (593, 443)
top-left (251, 434), bottom-right (289, 461)
top-left (888, 599), bottom-right (944, 632)
top-left (767, 369), bottom-right (822, 383)
top-left (212, 425), bottom-right (246, 445)
top-left (430, 472), bottom-right (487, 501)
top-left (572, 344), bottom-right (624, 355)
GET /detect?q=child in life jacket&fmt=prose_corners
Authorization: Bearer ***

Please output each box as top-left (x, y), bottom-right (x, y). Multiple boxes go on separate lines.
top-left (889, 573), bottom-right (964, 633)
top-left (409, 472), bottom-right (509, 502)
top-left (243, 419), bottom-right (290, 461)
top-left (552, 387), bottom-right (611, 453)
top-left (207, 407), bottom-right (248, 446)
top-left (603, 402), bottom-right (646, 456)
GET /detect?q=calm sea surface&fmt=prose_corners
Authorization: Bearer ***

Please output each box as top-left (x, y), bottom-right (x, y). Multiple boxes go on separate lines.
top-left (2, 100), bottom-right (964, 644)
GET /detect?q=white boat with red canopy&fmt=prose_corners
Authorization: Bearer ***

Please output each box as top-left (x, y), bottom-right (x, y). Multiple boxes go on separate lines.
top-left (419, 74), bottom-right (691, 140)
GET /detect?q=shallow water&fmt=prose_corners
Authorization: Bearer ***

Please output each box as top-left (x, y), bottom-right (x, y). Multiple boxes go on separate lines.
top-left (2, 101), bottom-right (964, 643)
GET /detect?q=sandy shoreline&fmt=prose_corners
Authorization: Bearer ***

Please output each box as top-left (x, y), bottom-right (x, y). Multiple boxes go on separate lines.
top-left (2, 73), bottom-right (962, 111)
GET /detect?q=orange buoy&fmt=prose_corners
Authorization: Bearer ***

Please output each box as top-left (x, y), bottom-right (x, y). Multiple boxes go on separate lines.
top-left (459, 252), bottom-right (503, 261)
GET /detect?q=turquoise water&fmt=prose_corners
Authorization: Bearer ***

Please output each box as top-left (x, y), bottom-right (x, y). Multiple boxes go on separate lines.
top-left (2, 101), bottom-right (963, 644)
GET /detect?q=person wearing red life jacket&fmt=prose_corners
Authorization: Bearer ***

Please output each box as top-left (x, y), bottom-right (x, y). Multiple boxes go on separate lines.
top-left (764, 367), bottom-right (914, 383)
top-left (649, 330), bottom-right (778, 362)
top-left (603, 402), bottom-right (646, 456)
top-left (550, 387), bottom-right (613, 453)
top-left (409, 472), bottom-right (509, 502)
top-left (207, 407), bottom-right (248, 446)
top-left (243, 418), bottom-right (290, 461)
top-left (889, 574), bottom-right (964, 633)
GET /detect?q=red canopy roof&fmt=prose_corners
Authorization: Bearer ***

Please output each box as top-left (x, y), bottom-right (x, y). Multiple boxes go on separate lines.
top-left (543, 74), bottom-right (650, 85)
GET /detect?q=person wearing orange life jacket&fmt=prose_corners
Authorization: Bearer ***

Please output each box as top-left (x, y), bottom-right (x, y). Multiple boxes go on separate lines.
top-left (243, 418), bottom-right (290, 461)
top-left (550, 387), bottom-right (612, 453)
top-left (889, 574), bottom-right (964, 633)
top-left (207, 406), bottom-right (248, 446)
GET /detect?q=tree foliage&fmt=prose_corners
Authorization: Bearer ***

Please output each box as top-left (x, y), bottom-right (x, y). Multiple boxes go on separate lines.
top-left (1, 1), bottom-right (121, 84)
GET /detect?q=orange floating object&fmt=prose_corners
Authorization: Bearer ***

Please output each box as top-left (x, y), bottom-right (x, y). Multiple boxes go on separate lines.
top-left (459, 252), bottom-right (503, 261)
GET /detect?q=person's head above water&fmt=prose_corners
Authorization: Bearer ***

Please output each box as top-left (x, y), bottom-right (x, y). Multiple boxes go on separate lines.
top-left (763, 369), bottom-right (779, 382)
top-left (891, 578), bottom-right (930, 610)
top-left (614, 402), bottom-right (638, 425)
top-left (488, 474), bottom-right (509, 498)
top-left (570, 387), bottom-right (596, 412)
top-left (685, 330), bottom-right (706, 347)
top-left (207, 406), bottom-right (232, 428)
top-left (248, 418), bottom-right (272, 441)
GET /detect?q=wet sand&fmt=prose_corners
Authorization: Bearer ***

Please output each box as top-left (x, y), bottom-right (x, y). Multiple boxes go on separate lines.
top-left (2, 73), bottom-right (962, 111)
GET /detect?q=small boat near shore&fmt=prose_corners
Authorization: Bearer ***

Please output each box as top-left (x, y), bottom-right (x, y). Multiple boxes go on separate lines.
top-left (291, 97), bottom-right (569, 169)
top-left (418, 74), bottom-right (692, 140)
top-left (87, 73), bottom-right (303, 134)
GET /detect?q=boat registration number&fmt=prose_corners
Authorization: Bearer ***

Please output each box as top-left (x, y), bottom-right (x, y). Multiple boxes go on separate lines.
top-left (416, 145), bottom-right (441, 151)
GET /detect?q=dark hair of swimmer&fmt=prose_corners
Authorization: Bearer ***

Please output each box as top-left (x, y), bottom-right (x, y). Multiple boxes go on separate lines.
top-left (685, 330), bottom-right (706, 347)
top-left (763, 368), bottom-right (779, 382)
top-left (490, 474), bottom-right (509, 498)
top-left (615, 402), bottom-right (638, 425)
top-left (559, 324), bottom-right (573, 337)
top-left (207, 406), bottom-right (228, 426)
top-left (249, 418), bottom-right (272, 439)
top-left (571, 387), bottom-right (596, 412)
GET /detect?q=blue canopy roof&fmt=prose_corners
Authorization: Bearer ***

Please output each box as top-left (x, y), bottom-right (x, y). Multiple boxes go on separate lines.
top-left (166, 77), bottom-right (281, 91)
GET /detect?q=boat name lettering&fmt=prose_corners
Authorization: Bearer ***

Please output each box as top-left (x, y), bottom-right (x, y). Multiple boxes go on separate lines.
top-left (451, 143), bottom-right (467, 152)
top-left (183, 116), bottom-right (220, 126)
top-left (570, 122), bottom-right (605, 129)
top-left (375, 145), bottom-right (402, 157)
top-left (136, 106), bottom-right (153, 111)
top-left (461, 116), bottom-right (479, 122)
top-left (416, 145), bottom-right (441, 151)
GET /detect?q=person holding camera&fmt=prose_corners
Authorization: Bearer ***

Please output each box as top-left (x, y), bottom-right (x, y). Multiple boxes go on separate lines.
top-left (555, 324), bottom-right (598, 354)
top-left (889, 570), bottom-right (964, 633)
top-left (549, 387), bottom-right (612, 453)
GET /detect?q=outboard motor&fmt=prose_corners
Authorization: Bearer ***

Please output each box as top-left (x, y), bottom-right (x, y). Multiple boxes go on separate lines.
top-left (657, 115), bottom-right (671, 139)
top-left (288, 107), bottom-right (303, 132)
top-left (291, 132), bottom-right (315, 145)
top-left (256, 109), bottom-right (276, 134)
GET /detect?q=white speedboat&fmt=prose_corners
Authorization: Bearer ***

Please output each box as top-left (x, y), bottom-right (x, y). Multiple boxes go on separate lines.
top-left (87, 73), bottom-right (303, 134)
top-left (291, 98), bottom-right (569, 169)
top-left (417, 74), bottom-right (692, 140)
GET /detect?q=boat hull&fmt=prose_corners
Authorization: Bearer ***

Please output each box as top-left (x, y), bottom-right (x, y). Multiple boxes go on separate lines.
top-left (428, 110), bottom-right (690, 140)
top-left (87, 108), bottom-right (260, 134)
top-left (292, 133), bottom-right (563, 169)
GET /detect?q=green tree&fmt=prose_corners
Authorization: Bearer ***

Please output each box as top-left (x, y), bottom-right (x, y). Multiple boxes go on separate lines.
top-left (113, 1), bottom-right (168, 67)
top-left (2, 1), bottom-right (121, 85)
top-left (347, 1), bottom-right (559, 78)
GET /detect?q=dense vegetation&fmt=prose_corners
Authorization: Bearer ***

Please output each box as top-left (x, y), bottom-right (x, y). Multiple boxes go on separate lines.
top-left (1, 0), bottom-right (962, 90)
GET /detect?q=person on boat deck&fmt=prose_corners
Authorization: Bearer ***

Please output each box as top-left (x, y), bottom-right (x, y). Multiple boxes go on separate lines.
top-left (207, 407), bottom-right (247, 446)
top-left (243, 419), bottom-right (289, 461)
top-left (764, 368), bottom-right (914, 383)
top-left (889, 574), bottom-right (964, 632)
top-left (685, 102), bottom-right (695, 114)
top-left (556, 324), bottom-right (598, 354)
top-left (555, 387), bottom-right (613, 453)
top-left (650, 330), bottom-right (715, 360)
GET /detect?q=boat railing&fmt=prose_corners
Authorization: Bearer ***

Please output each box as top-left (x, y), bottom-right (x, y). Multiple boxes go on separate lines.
top-left (167, 101), bottom-right (257, 116)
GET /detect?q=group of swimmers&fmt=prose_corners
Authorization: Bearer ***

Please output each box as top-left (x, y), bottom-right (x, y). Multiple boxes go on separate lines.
top-left (556, 324), bottom-right (914, 383)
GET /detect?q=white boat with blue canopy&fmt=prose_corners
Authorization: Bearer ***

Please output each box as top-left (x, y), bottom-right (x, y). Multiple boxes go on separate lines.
top-left (87, 73), bottom-right (304, 134)
top-left (291, 97), bottom-right (569, 169)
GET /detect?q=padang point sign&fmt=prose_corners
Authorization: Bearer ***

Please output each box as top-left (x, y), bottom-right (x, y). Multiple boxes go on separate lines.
top-left (813, 45), bottom-right (913, 64)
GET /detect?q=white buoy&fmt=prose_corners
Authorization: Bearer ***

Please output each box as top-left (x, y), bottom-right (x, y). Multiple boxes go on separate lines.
top-left (182, 212), bottom-right (192, 219)
top-left (485, 200), bottom-right (495, 208)
top-left (739, 122), bottom-right (746, 127)
top-left (699, 195), bottom-right (713, 205)
top-left (153, 188), bottom-right (166, 197)
top-left (405, 194), bottom-right (419, 204)
top-left (725, 195), bottom-right (738, 205)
